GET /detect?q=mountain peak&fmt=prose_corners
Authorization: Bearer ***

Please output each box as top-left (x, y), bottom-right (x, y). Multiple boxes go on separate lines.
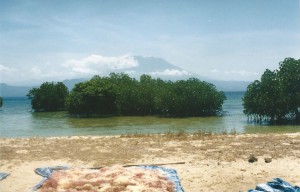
top-left (130, 56), bottom-right (193, 79)
top-left (133, 56), bottom-right (181, 71)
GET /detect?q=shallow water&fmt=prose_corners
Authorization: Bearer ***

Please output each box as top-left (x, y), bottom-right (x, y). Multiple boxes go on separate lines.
top-left (0, 93), bottom-right (299, 138)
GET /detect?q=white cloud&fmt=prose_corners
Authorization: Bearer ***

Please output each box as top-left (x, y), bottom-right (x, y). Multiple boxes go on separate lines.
top-left (150, 69), bottom-right (191, 76)
top-left (207, 69), bottom-right (260, 81)
top-left (63, 54), bottom-right (139, 74)
top-left (124, 70), bottom-right (136, 75)
top-left (225, 70), bottom-right (259, 77)
top-left (0, 65), bottom-right (16, 72)
top-left (30, 66), bottom-right (42, 75)
top-left (210, 69), bottom-right (218, 73)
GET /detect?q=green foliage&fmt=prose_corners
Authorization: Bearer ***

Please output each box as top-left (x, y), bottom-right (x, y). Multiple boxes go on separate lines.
top-left (157, 78), bottom-right (225, 117)
top-left (109, 73), bottom-right (139, 115)
top-left (27, 82), bottom-right (69, 112)
top-left (243, 58), bottom-right (300, 123)
top-left (277, 58), bottom-right (300, 122)
top-left (66, 73), bottom-right (226, 117)
top-left (65, 75), bottom-right (117, 116)
top-left (0, 96), bottom-right (2, 107)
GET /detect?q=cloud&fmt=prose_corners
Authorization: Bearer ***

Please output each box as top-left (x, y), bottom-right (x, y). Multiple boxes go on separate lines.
top-left (63, 54), bottom-right (139, 74)
top-left (0, 65), bottom-right (16, 72)
top-left (208, 69), bottom-right (259, 81)
top-left (150, 69), bottom-right (191, 76)
top-left (124, 70), bottom-right (136, 75)
top-left (210, 69), bottom-right (218, 73)
top-left (30, 66), bottom-right (42, 75)
top-left (223, 70), bottom-right (258, 77)
top-left (211, 69), bottom-right (258, 76)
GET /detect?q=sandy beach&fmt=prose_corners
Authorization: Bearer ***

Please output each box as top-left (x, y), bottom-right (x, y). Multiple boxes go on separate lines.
top-left (1, 132), bottom-right (300, 192)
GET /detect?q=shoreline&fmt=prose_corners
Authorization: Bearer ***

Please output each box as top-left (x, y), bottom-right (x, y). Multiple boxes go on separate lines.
top-left (1, 133), bottom-right (300, 191)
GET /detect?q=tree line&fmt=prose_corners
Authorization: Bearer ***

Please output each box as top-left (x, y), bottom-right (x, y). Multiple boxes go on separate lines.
top-left (27, 73), bottom-right (226, 117)
top-left (243, 58), bottom-right (300, 124)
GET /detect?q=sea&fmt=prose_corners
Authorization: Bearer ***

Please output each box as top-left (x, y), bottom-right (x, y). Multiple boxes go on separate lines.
top-left (0, 92), bottom-right (299, 138)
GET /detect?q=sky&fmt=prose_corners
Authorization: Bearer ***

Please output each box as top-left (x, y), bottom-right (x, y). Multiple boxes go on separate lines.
top-left (0, 0), bottom-right (299, 85)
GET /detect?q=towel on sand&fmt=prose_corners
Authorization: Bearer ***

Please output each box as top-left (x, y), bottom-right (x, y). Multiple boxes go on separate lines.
top-left (33, 165), bottom-right (184, 192)
top-left (249, 178), bottom-right (300, 192)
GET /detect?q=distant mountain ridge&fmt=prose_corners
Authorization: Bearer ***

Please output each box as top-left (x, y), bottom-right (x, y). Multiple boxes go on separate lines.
top-left (0, 56), bottom-right (250, 97)
top-left (0, 83), bottom-right (33, 97)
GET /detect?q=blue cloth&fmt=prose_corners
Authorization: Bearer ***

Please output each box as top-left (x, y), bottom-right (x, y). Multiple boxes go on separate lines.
top-left (249, 178), bottom-right (300, 192)
top-left (34, 166), bottom-right (69, 178)
top-left (33, 166), bottom-right (69, 191)
top-left (33, 165), bottom-right (184, 192)
top-left (138, 165), bottom-right (184, 192)
top-left (0, 172), bottom-right (10, 181)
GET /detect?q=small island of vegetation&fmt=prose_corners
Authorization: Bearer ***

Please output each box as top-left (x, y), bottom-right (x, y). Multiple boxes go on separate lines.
top-left (28, 73), bottom-right (226, 118)
top-left (27, 82), bottom-right (69, 112)
top-left (243, 57), bottom-right (300, 124)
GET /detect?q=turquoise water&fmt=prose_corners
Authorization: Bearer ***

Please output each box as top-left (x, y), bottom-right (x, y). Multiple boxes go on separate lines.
top-left (0, 92), bottom-right (299, 138)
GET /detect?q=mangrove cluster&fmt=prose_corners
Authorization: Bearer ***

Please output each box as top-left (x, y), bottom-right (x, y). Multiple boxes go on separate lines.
top-left (243, 58), bottom-right (300, 124)
top-left (28, 73), bottom-right (226, 117)
top-left (27, 82), bottom-right (69, 112)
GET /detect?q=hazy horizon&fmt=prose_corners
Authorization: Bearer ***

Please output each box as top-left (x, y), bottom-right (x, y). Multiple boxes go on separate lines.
top-left (1, 0), bottom-right (299, 85)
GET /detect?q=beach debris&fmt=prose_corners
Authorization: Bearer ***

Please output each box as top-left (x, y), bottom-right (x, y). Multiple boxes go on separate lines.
top-left (264, 157), bottom-right (272, 163)
top-left (248, 154), bottom-right (258, 163)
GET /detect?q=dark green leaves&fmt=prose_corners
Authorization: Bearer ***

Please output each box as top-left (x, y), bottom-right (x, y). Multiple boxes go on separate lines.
top-left (243, 57), bottom-right (300, 124)
top-left (27, 82), bottom-right (69, 112)
top-left (66, 73), bottom-right (226, 117)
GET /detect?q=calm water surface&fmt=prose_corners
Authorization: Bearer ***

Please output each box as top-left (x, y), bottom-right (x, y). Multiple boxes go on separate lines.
top-left (0, 92), bottom-right (299, 138)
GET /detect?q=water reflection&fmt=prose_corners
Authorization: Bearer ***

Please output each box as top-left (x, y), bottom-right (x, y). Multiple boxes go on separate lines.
top-left (27, 111), bottom-right (300, 137)
top-left (66, 115), bottom-right (241, 135)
